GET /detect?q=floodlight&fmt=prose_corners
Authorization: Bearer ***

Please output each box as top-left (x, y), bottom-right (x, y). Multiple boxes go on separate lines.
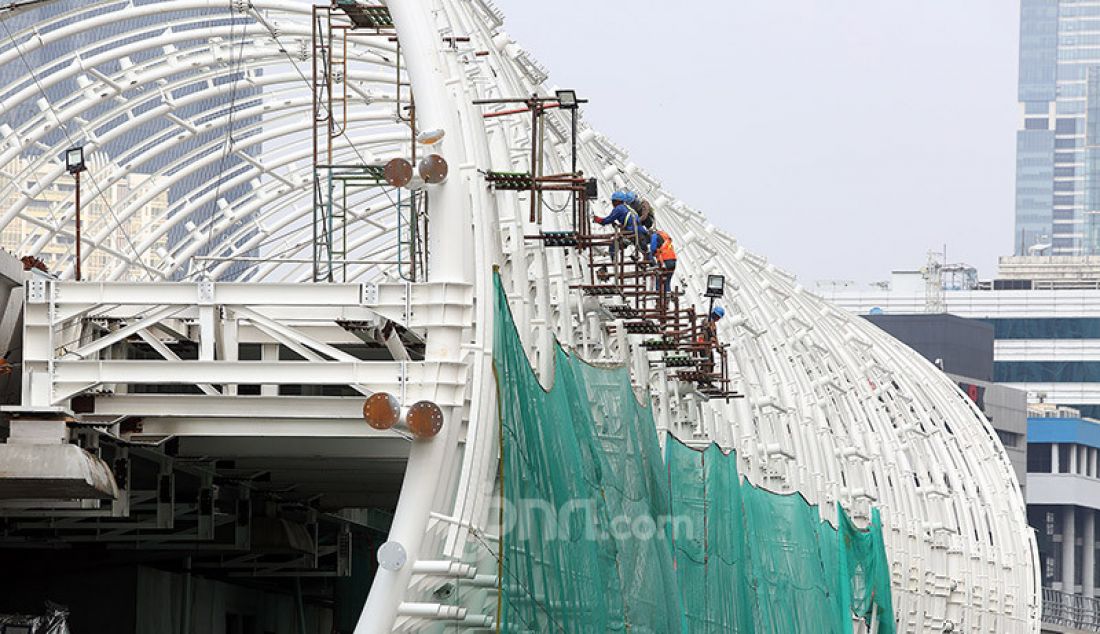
top-left (705, 274), bottom-right (725, 298)
top-left (556, 89), bottom-right (578, 109)
top-left (65, 147), bottom-right (85, 174)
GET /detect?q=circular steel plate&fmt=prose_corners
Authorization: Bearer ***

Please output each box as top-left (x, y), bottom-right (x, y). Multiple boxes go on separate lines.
top-left (418, 154), bottom-right (449, 184)
top-left (383, 157), bottom-right (413, 187)
top-left (407, 400), bottom-right (444, 438)
top-left (362, 392), bottom-right (400, 430)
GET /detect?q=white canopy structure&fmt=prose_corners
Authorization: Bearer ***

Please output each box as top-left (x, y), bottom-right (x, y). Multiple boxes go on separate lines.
top-left (0, 1), bottom-right (1037, 632)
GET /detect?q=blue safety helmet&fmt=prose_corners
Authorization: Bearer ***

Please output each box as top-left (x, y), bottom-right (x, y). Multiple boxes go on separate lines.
top-left (711, 306), bottom-right (725, 319)
top-left (623, 191), bottom-right (638, 205)
top-left (611, 190), bottom-right (629, 203)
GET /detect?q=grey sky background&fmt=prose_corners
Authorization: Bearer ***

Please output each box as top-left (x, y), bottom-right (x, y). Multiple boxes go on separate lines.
top-left (492, 0), bottom-right (1021, 285)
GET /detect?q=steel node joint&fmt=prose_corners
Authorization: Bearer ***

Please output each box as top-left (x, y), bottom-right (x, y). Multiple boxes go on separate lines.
top-left (363, 392), bottom-right (444, 439)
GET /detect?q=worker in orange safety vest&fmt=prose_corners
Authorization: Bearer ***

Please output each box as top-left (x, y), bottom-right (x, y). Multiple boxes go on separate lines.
top-left (648, 229), bottom-right (677, 297)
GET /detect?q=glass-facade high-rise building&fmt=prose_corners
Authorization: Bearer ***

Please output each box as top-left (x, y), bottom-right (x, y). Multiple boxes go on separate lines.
top-left (1013, 0), bottom-right (1100, 256)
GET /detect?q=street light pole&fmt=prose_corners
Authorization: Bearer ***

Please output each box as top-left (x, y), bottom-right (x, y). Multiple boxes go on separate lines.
top-left (65, 147), bottom-right (85, 281)
top-left (74, 169), bottom-right (81, 281)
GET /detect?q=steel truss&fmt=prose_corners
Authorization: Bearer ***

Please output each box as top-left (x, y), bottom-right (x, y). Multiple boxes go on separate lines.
top-left (0, 0), bottom-right (1040, 632)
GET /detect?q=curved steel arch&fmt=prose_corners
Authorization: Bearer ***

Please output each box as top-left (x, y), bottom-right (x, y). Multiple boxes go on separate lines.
top-left (1, 0), bottom-right (408, 282)
top-left (0, 1), bottom-right (1038, 632)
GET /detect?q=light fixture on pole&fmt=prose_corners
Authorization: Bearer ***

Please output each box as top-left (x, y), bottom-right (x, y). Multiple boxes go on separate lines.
top-left (555, 89), bottom-right (584, 182)
top-left (65, 147), bottom-right (85, 174)
top-left (64, 147), bottom-right (86, 281)
top-left (705, 274), bottom-right (725, 298)
top-left (705, 274), bottom-right (726, 315)
top-left (554, 89), bottom-right (578, 110)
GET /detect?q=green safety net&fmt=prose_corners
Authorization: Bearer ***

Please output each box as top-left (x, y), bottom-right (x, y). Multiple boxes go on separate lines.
top-left (494, 273), bottom-right (894, 633)
top-left (665, 441), bottom-right (895, 633)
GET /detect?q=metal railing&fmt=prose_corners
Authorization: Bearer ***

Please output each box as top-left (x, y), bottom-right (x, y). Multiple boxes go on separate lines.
top-left (1043, 587), bottom-right (1100, 631)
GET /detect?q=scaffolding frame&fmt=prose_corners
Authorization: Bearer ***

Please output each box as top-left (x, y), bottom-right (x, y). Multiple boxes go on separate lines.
top-left (311, 2), bottom-right (396, 282)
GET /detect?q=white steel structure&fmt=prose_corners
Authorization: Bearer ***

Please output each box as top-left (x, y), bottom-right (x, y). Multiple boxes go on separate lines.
top-left (0, 1), bottom-right (1038, 632)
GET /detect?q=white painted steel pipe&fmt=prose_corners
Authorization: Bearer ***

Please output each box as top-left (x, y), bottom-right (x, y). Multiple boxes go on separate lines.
top-left (356, 0), bottom-right (474, 630)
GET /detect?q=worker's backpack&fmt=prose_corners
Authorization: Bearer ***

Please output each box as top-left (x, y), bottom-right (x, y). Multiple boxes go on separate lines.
top-left (631, 199), bottom-right (656, 229)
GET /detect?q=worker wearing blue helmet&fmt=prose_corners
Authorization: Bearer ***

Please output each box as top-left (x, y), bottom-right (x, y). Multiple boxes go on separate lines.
top-left (705, 306), bottom-right (724, 343)
top-left (696, 305), bottom-right (725, 376)
top-left (593, 190), bottom-right (650, 259)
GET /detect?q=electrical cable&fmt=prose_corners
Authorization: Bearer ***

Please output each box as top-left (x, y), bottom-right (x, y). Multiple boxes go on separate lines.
top-left (540, 193), bottom-right (571, 214)
top-left (199, 2), bottom-right (252, 278)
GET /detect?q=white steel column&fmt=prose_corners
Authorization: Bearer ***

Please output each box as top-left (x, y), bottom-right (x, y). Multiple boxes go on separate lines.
top-left (1085, 509), bottom-right (1096, 598)
top-left (1065, 506), bottom-right (1077, 593)
top-left (357, 0), bottom-right (473, 630)
top-left (260, 343), bottom-right (278, 396)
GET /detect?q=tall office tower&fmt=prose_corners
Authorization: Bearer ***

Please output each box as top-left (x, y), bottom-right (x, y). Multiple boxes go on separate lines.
top-left (1012, 0), bottom-right (1100, 256)
top-left (0, 0), bottom-right (258, 279)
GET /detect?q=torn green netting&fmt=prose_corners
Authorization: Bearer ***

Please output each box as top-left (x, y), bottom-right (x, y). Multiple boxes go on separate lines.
top-left (494, 272), bottom-right (894, 633)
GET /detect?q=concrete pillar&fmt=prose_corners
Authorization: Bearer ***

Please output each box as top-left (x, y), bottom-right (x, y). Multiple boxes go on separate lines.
top-left (1092, 448), bottom-right (1098, 478)
top-left (1071, 444), bottom-right (1079, 475)
top-left (1054, 444), bottom-right (1061, 473)
top-left (1085, 509), bottom-right (1096, 598)
top-left (1065, 506), bottom-right (1078, 592)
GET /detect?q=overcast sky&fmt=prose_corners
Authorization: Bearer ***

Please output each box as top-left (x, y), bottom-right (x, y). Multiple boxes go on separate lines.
top-left (492, 0), bottom-right (1021, 285)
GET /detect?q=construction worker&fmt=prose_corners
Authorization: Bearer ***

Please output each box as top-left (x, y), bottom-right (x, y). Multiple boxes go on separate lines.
top-left (649, 228), bottom-right (677, 298)
top-left (624, 191), bottom-right (655, 230)
top-left (593, 190), bottom-right (649, 260)
top-left (697, 306), bottom-right (724, 378)
top-left (702, 306), bottom-right (724, 347)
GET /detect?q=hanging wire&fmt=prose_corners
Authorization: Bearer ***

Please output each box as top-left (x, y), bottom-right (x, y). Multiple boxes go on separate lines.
top-left (541, 194), bottom-right (572, 214)
top-left (199, 3), bottom-right (253, 277)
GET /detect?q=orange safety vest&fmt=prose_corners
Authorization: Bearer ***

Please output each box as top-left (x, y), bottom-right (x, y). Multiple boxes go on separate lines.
top-left (654, 230), bottom-right (676, 263)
